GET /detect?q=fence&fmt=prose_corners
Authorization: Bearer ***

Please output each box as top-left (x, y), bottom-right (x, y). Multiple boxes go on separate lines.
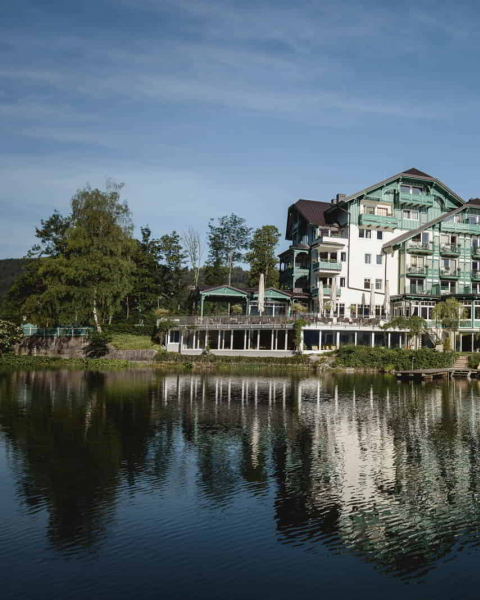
top-left (22, 326), bottom-right (93, 337)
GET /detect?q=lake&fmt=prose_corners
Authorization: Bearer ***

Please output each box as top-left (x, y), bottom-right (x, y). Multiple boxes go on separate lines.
top-left (1, 368), bottom-right (480, 599)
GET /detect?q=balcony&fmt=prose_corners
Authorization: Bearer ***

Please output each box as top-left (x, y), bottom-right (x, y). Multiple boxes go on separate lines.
top-left (406, 265), bottom-right (428, 277)
top-left (359, 214), bottom-right (398, 230)
top-left (472, 271), bottom-right (480, 281)
top-left (442, 220), bottom-right (480, 234)
top-left (440, 268), bottom-right (460, 279)
top-left (406, 241), bottom-right (433, 254)
top-left (311, 286), bottom-right (341, 298)
top-left (472, 248), bottom-right (480, 260)
top-left (405, 285), bottom-right (440, 296)
top-left (312, 260), bottom-right (342, 274)
top-left (399, 192), bottom-right (433, 207)
top-left (440, 244), bottom-right (461, 257)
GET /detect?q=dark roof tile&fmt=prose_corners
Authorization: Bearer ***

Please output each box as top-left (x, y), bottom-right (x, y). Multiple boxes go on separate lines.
top-left (402, 167), bottom-right (434, 179)
top-left (468, 198), bottom-right (480, 205)
top-left (294, 199), bottom-right (332, 226)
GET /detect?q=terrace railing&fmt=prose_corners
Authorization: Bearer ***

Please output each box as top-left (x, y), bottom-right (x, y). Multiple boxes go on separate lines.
top-left (22, 326), bottom-right (93, 337)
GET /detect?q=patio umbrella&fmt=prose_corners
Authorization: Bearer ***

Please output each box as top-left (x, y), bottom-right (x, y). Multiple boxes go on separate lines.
top-left (384, 280), bottom-right (390, 320)
top-left (258, 273), bottom-right (265, 315)
top-left (370, 284), bottom-right (375, 318)
top-left (330, 278), bottom-right (337, 318)
top-left (318, 282), bottom-right (324, 317)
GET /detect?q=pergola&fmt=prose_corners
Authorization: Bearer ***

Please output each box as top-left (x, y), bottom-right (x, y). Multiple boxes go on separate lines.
top-left (198, 285), bottom-right (250, 317)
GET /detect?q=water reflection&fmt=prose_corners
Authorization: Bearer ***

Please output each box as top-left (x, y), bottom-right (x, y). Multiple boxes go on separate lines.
top-left (1, 369), bottom-right (480, 581)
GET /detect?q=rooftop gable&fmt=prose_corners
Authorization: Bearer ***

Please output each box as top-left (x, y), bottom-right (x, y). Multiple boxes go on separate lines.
top-left (331, 168), bottom-right (464, 209)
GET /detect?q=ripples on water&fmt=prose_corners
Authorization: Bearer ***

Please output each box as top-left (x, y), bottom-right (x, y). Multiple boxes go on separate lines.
top-left (1, 369), bottom-right (480, 599)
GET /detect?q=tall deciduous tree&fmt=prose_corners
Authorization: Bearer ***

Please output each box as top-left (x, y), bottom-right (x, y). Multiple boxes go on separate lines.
top-left (183, 227), bottom-right (204, 289)
top-left (207, 214), bottom-right (252, 286)
top-left (15, 183), bottom-right (136, 330)
top-left (246, 225), bottom-right (281, 288)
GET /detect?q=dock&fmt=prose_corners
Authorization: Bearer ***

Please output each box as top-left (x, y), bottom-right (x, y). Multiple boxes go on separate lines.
top-left (395, 368), bottom-right (480, 381)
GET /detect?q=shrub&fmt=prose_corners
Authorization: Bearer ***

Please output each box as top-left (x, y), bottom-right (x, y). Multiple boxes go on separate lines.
top-left (0, 320), bottom-right (23, 354)
top-left (84, 331), bottom-right (112, 358)
top-left (333, 346), bottom-right (456, 371)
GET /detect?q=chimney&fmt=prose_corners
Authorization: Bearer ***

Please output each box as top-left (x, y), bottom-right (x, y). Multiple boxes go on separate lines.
top-left (336, 193), bottom-right (346, 203)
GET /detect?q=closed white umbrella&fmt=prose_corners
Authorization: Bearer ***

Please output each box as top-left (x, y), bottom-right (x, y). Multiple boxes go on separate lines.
top-left (370, 284), bottom-right (375, 318)
top-left (258, 273), bottom-right (265, 315)
top-left (384, 280), bottom-right (390, 320)
top-left (318, 281), bottom-right (324, 317)
top-left (330, 278), bottom-right (337, 318)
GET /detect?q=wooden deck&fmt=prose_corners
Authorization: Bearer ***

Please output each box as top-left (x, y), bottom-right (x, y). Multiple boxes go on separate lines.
top-left (396, 368), bottom-right (480, 381)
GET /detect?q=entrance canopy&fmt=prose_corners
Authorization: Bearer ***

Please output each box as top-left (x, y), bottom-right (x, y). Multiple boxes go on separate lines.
top-left (198, 285), bottom-right (249, 317)
top-left (196, 285), bottom-right (294, 317)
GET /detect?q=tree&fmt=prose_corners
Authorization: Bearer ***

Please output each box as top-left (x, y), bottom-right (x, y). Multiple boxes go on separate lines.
top-left (157, 231), bottom-right (187, 310)
top-left (16, 183), bottom-right (136, 330)
top-left (246, 225), bottom-right (281, 287)
top-left (128, 226), bottom-right (163, 319)
top-left (383, 316), bottom-right (429, 350)
top-left (432, 298), bottom-right (466, 350)
top-left (0, 320), bottom-right (23, 354)
top-left (207, 214), bottom-right (252, 286)
top-left (183, 228), bottom-right (204, 289)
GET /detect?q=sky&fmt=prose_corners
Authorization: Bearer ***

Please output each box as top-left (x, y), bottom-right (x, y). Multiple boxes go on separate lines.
top-left (2, 0), bottom-right (480, 258)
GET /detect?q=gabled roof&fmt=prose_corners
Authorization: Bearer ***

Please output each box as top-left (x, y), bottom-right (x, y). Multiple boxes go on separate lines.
top-left (199, 284), bottom-right (249, 297)
top-left (292, 199), bottom-right (333, 226)
top-left (469, 198), bottom-right (480, 206)
top-left (332, 168), bottom-right (464, 208)
top-left (402, 167), bottom-right (434, 179)
top-left (382, 204), bottom-right (468, 252)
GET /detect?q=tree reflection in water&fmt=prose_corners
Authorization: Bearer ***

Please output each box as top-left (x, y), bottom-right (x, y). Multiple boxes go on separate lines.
top-left (1, 369), bottom-right (480, 579)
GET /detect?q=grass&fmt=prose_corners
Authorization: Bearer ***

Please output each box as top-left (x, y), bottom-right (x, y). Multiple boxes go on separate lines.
top-left (0, 354), bottom-right (132, 370)
top-left (109, 333), bottom-right (158, 351)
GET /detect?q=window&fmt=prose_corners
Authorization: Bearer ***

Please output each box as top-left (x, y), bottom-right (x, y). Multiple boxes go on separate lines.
top-left (364, 278), bottom-right (371, 289)
top-left (377, 207), bottom-right (388, 217)
top-left (169, 330), bottom-right (180, 343)
top-left (376, 255), bottom-right (382, 265)
top-left (340, 277), bottom-right (346, 287)
top-left (338, 303), bottom-right (345, 317)
top-left (401, 185), bottom-right (423, 195)
top-left (375, 279), bottom-right (382, 290)
top-left (403, 209), bottom-right (419, 220)
top-left (359, 229), bottom-right (371, 238)
top-left (365, 254), bottom-right (371, 264)
top-left (364, 206), bottom-right (375, 215)
top-left (476, 305), bottom-right (480, 320)
top-left (377, 231), bottom-right (383, 240)
top-left (341, 252), bottom-right (346, 262)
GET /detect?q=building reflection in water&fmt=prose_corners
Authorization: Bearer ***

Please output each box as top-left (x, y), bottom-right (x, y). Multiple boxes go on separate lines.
top-left (1, 369), bottom-right (480, 579)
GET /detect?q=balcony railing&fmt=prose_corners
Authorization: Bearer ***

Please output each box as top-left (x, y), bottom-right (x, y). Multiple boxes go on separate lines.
top-left (399, 193), bottom-right (433, 207)
top-left (406, 265), bottom-right (428, 276)
top-left (405, 286), bottom-right (439, 296)
top-left (440, 244), bottom-right (461, 256)
top-left (406, 241), bottom-right (433, 254)
top-left (312, 260), bottom-right (342, 272)
top-left (472, 271), bottom-right (480, 281)
top-left (472, 248), bottom-right (480, 259)
top-left (311, 286), bottom-right (341, 298)
top-left (440, 268), bottom-right (460, 279)
top-left (442, 220), bottom-right (480, 234)
top-left (359, 214), bottom-right (398, 229)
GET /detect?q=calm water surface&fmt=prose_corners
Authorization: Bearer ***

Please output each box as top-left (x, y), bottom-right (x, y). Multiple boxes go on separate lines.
top-left (1, 369), bottom-right (480, 599)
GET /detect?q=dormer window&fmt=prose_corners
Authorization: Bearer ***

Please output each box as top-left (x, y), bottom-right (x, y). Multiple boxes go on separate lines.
top-left (401, 185), bottom-right (423, 195)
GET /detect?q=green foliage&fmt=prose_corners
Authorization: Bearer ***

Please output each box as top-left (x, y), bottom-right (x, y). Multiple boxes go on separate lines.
top-left (294, 319), bottom-right (307, 349)
top-left (0, 320), bottom-right (23, 354)
top-left (0, 258), bottom-right (32, 303)
top-left (109, 334), bottom-right (157, 350)
top-left (467, 354), bottom-right (480, 369)
top-left (207, 214), bottom-right (252, 286)
top-left (154, 352), bottom-right (311, 366)
top-left (231, 304), bottom-right (243, 315)
top-left (432, 298), bottom-right (465, 332)
top-left (246, 225), bottom-right (281, 287)
top-left (334, 346), bottom-right (456, 370)
top-left (84, 332), bottom-right (112, 358)
top-left (0, 355), bottom-right (131, 370)
top-left (292, 302), bottom-right (307, 314)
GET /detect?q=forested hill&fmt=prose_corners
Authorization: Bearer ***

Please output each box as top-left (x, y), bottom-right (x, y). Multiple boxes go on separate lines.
top-left (0, 258), bottom-right (31, 298)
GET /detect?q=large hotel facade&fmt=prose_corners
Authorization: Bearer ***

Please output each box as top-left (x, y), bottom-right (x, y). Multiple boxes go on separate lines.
top-left (168, 168), bottom-right (480, 353)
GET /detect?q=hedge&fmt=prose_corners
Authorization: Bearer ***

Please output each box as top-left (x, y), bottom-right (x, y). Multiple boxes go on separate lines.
top-left (0, 355), bottom-right (131, 370)
top-left (333, 346), bottom-right (456, 371)
top-left (154, 352), bottom-right (311, 366)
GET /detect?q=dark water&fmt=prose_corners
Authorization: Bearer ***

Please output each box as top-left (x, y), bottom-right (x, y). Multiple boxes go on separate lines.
top-left (1, 370), bottom-right (480, 599)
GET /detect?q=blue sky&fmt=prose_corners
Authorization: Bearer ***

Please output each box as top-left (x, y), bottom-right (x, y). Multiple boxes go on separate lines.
top-left (2, 0), bottom-right (480, 258)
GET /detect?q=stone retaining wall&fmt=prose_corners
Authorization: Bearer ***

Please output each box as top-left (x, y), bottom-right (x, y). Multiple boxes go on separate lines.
top-left (16, 337), bottom-right (158, 362)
